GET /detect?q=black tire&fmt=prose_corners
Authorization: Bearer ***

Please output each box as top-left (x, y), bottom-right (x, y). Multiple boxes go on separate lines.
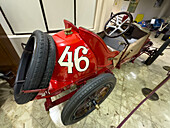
top-left (14, 30), bottom-right (48, 104)
top-left (162, 34), bottom-right (169, 41)
top-left (61, 73), bottom-right (116, 125)
top-left (145, 39), bottom-right (170, 65)
top-left (38, 35), bottom-right (56, 89)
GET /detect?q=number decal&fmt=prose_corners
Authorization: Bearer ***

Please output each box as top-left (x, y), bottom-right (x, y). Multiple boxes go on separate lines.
top-left (58, 46), bottom-right (73, 73)
top-left (58, 46), bottom-right (89, 73)
top-left (74, 46), bottom-right (89, 72)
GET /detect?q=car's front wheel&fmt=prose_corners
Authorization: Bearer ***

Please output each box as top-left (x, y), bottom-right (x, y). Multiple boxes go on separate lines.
top-left (61, 73), bottom-right (116, 125)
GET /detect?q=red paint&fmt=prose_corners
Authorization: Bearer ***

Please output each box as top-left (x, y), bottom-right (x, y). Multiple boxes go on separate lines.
top-left (31, 20), bottom-right (152, 110)
top-left (79, 27), bottom-right (120, 66)
top-left (22, 88), bottom-right (47, 93)
top-left (49, 29), bottom-right (97, 93)
top-left (36, 21), bottom-right (120, 98)
top-left (64, 19), bottom-right (79, 33)
top-left (44, 89), bottom-right (77, 111)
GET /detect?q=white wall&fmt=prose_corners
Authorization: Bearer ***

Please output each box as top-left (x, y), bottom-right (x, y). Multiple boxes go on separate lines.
top-left (112, 0), bottom-right (170, 20)
top-left (0, 0), bottom-right (100, 57)
top-left (112, 0), bottom-right (124, 13)
top-left (0, 0), bottom-right (117, 56)
top-left (76, 0), bottom-right (97, 29)
top-left (163, 3), bottom-right (170, 17)
top-left (97, 0), bottom-right (115, 32)
top-left (2, 0), bottom-right (169, 56)
top-left (0, 0), bottom-right (46, 33)
top-left (133, 0), bottom-right (170, 20)
top-left (42, 0), bottom-right (74, 30)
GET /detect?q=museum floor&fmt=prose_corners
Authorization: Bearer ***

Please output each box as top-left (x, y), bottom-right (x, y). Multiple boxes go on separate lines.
top-left (0, 32), bottom-right (170, 128)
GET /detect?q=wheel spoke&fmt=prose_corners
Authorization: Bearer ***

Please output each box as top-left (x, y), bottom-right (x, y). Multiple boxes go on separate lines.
top-left (74, 86), bottom-right (110, 119)
top-left (110, 18), bottom-right (116, 23)
top-left (120, 18), bottom-right (129, 26)
top-left (109, 28), bottom-right (118, 36)
top-left (106, 25), bottom-right (116, 29)
top-left (74, 99), bottom-right (92, 119)
top-left (118, 27), bottom-right (125, 32)
top-left (116, 15), bottom-right (120, 25)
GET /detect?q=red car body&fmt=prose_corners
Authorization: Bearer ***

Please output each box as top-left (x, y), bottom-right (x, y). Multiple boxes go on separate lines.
top-left (31, 20), bottom-right (151, 110)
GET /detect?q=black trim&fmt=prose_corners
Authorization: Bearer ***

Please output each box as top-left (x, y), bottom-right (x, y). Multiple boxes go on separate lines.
top-left (39, 0), bottom-right (49, 32)
top-left (74, 0), bottom-right (76, 25)
top-left (15, 30), bottom-right (62, 35)
top-left (0, 6), bottom-right (15, 35)
top-left (15, 33), bottom-right (32, 35)
top-left (48, 30), bottom-right (62, 33)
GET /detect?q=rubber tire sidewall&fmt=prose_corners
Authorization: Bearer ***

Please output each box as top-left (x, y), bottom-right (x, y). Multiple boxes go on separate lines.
top-left (38, 35), bottom-right (56, 89)
top-left (14, 30), bottom-right (48, 104)
top-left (61, 73), bottom-right (116, 125)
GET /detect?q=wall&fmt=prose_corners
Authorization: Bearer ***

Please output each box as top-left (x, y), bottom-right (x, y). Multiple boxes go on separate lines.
top-left (112, 0), bottom-right (124, 13)
top-left (7, 0), bottom-right (170, 56)
top-left (112, 0), bottom-right (170, 20)
top-left (133, 0), bottom-right (170, 20)
top-left (0, 0), bottom-right (116, 56)
top-left (97, 0), bottom-right (115, 32)
top-left (164, 4), bottom-right (170, 17)
top-left (0, 0), bottom-right (100, 57)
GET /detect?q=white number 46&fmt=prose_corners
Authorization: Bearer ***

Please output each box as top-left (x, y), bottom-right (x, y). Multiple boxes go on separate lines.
top-left (58, 46), bottom-right (90, 73)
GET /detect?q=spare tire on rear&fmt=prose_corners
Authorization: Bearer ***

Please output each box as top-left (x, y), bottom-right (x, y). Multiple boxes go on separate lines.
top-left (14, 30), bottom-right (49, 104)
top-left (37, 35), bottom-right (56, 89)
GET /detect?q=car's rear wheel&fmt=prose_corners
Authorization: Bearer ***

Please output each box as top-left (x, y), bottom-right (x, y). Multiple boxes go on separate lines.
top-left (145, 39), bottom-right (170, 65)
top-left (61, 73), bottom-right (116, 125)
top-left (14, 30), bottom-right (49, 104)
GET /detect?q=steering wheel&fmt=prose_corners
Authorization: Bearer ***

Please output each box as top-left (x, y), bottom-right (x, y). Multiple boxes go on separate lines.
top-left (104, 12), bottom-right (133, 38)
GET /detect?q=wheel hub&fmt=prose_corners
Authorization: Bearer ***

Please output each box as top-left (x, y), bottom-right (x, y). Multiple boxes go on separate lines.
top-left (73, 86), bottom-right (110, 119)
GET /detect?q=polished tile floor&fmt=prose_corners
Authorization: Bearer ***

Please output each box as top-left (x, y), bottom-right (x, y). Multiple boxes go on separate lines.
top-left (0, 32), bottom-right (170, 128)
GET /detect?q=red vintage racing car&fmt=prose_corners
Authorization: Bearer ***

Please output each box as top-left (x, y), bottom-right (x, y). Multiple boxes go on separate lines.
top-left (14, 12), bottom-right (170, 125)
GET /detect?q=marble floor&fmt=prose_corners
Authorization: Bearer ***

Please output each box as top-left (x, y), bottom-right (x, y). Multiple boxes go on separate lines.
top-left (0, 32), bottom-right (170, 128)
